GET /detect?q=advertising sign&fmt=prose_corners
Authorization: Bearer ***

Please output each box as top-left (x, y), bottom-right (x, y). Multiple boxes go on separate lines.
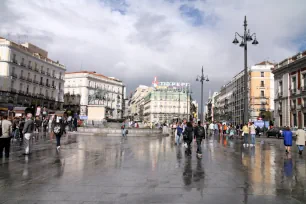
top-left (152, 77), bottom-right (190, 90)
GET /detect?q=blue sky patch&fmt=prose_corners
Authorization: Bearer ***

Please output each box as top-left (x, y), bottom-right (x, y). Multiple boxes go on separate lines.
top-left (100, 0), bottom-right (129, 15)
top-left (179, 4), bottom-right (204, 26)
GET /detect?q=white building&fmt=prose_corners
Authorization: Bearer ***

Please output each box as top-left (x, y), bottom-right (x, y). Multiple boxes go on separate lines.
top-left (64, 71), bottom-right (126, 119)
top-left (129, 85), bottom-right (153, 121)
top-left (0, 37), bottom-right (65, 111)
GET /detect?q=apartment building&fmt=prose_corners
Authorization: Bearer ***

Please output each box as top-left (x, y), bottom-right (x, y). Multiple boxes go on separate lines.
top-left (0, 37), bottom-right (65, 111)
top-left (273, 50), bottom-right (306, 127)
top-left (212, 61), bottom-right (274, 125)
top-left (64, 71), bottom-right (126, 119)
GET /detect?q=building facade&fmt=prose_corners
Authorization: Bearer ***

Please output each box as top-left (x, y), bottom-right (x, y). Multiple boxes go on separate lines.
top-left (273, 50), bottom-right (306, 127)
top-left (0, 37), bottom-right (65, 111)
top-left (211, 61), bottom-right (274, 125)
top-left (64, 71), bottom-right (125, 119)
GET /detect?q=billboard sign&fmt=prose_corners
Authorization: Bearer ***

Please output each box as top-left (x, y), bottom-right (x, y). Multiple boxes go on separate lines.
top-left (152, 77), bottom-right (190, 90)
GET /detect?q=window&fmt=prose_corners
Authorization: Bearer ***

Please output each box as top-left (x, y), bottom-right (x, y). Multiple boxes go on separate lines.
top-left (52, 70), bottom-right (55, 77)
top-left (47, 68), bottom-right (49, 75)
top-left (12, 67), bottom-right (15, 74)
top-left (45, 90), bottom-right (48, 97)
top-left (46, 79), bottom-right (49, 85)
top-left (261, 91), bottom-right (264, 97)
top-left (52, 81), bottom-right (54, 86)
top-left (34, 75), bottom-right (36, 81)
top-left (292, 76), bottom-right (297, 90)
top-left (28, 61), bottom-right (31, 68)
top-left (33, 87), bottom-right (36, 94)
top-left (40, 77), bottom-right (43, 83)
top-left (303, 74), bottom-right (306, 88)
top-left (13, 54), bottom-right (16, 62)
top-left (26, 85), bottom-right (29, 94)
top-left (19, 83), bottom-right (23, 91)
top-left (21, 70), bottom-right (23, 77)
top-left (21, 58), bottom-right (24, 65)
top-left (35, 63), bottom-right (37, 69)
top-left (260, 81), bottom-right (264, 87)
top-left (27, 72), bottom-right (30, 79)
top-left (40, 88), bottom-right (42, 94)
top-left (261, 72), bottom-right (264, 77)
top-left (59, 83), bottom-right (62, 89)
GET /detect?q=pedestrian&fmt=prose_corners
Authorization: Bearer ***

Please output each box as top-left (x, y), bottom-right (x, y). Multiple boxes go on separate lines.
top-left (121, 120), bottom-right (127, 137)
top-left (53, 116), bottom-right (64, 151)
top-left (0, 115), bottom-right (12, 158)
top-left (214, 122), bottom-right (218, 135)
top-left (242, 123), bottom-right (249, 147)
top-left (249, 122), bottom-right (256, 147)
top-left (183, 122), bottom-right (194, 156)
top-left (283, 126), bottom-right (293, 154)
top-left (209, 122), bottom-right (214, 136)
top-left (223, 124), bottom-right (227, 135)
top-left (296, 126), bottom-right (306, 155)
top-left (194, 121), bottom-right (205, 157)
top-left (42, 116), bottom-right (49, 133)
top-left (34, 116), bottom-right (41, 133)
top-left (73, 117), bottom-right (78, 132)
top-left (62, 113), bottom-right (69, 136)
top-left (22, 113), bottom-right (34, 155)
top-left (18, 117), bottom-right (25, 145)
top-left (175, 122), bottom-right (183, 145)
top-left (229, 125), bottom-right (235, 139)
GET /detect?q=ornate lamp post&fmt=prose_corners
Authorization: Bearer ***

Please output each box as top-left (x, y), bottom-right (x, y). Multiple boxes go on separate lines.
top-left (232, 16), bottom-right (259, 124)
top-left (196, 66), bottom-right (209, 122)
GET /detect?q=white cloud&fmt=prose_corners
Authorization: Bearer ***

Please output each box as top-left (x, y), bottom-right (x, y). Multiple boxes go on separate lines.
top-left (1, 0), bottom-right (306, 102)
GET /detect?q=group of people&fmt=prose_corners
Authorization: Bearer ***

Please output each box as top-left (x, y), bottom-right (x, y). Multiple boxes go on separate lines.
top-left (173, 119), bottom-right (206, 157)
top-left (0, 112), bottom-right (79, 158)
top-left (282, 126), bottom-right (306, 155)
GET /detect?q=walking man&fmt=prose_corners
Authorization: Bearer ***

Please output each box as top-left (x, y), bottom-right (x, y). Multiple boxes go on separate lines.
top-left (194, 121), bottom-right (205, 157)
top-left (23, 113), bottom-right (34, 155)
top-left (0, 116), bottom-right (12, 158)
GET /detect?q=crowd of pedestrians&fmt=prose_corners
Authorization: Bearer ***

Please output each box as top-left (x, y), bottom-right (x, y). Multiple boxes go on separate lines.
top-left (0, 111), bottom-right (80, 158)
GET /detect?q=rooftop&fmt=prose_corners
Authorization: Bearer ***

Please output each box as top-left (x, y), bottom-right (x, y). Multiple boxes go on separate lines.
top-left (274, 50), bottom-right (306, 70)
top-left (0, 36), bottom-right (65, 69)
top-left (65, 71), bottom-right (122, 83)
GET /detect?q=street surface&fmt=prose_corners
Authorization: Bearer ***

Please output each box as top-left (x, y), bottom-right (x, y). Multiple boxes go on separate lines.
top-left (1, 134), bottom-right (306, 204)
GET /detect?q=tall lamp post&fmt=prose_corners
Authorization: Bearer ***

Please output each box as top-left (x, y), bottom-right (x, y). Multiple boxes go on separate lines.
top-left (196, 66), bottom-right (209, 122)
top-left (232, 16), bottom-right (259, 124)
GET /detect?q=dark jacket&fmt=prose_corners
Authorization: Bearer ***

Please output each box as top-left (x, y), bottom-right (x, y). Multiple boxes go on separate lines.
top-left (23, 119), bottom-right (34, 134)
top-left (184, 126), bottom-right (194, 142)
top-left (194, 126), bottom-right (205, 141)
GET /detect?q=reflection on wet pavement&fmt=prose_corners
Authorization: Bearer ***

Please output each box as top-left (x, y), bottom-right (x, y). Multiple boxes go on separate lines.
top-left (0, 134), bottom-right (306, 203)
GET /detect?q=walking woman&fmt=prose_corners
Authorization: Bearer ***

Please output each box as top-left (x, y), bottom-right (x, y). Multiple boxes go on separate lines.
top-left (175, 122), bottom-right (183, 145)
top-left (283, 126), bottom-right (293, 154)
top-left (296, 126), bottom-right (306, 155)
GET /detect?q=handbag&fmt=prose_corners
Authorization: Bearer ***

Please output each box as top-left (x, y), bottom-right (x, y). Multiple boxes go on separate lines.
top-left (125, 129), bottom-right (129, 134)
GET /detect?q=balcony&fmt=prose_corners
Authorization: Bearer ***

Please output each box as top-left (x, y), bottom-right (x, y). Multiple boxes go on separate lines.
top-left (18, 90), bottom-right (25, 95)
top-left (19, 76), bottom-right (26, 81)
top-left (46, 72), bottom-right (50, 76)
top-left (33, 80), bottom-right (39, 85)
top-left (40, 82), bottom-right (45, 86)
top-left (20, 63), bottom-right (26, 67)
top-left (41, 70), bottom-right (45, 75)
top-left (11, 73), bottom-right (17, 79)
top-left (38, 94), bottom-right (44, 98)
top-left (259, 85), bottom-right (265, 89)
top-left (45, 96), bottom-right (49, 100)
top-left (34, 68), bottom-right (39, 73)
top-left (51, 85), bottom-right (56, 89)
top-left (291, 105), bottom-right (297, 110)
top-left (302, 86), bottom-right (306, 92)
top-left (28, 65), bottom-right (33, 70)
top-left (11, 88), bottom-right (17, 93)
top-left (27, 78), bottom-right (32, 83)
top-left (46, 83), bottom-right (50, 87)
top-left (277, 92), bottom-right (283, 98)
top-left (302, 104), bottom-right (306, 110)
top-left (278, 107), bottom-right (282, 113)
top-left (12, 59), bottom-right (18, 64)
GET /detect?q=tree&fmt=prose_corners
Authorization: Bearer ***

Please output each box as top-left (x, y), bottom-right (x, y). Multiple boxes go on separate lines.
top-left (260, 111), bottom-right (272, 121)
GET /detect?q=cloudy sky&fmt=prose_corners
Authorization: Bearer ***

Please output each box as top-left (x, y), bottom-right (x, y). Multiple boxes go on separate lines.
top-left (1, 0), bottom-right (306, 103)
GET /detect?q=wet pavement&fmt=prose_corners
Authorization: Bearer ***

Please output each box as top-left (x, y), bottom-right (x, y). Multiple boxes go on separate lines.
top-left (1, 134), bottom-right (306, 204)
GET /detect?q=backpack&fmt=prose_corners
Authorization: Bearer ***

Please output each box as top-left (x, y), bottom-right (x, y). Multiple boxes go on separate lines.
top-left (197, 126), bottom-right (205, 139)
top-left (53, 123), bottom-right (62, 135)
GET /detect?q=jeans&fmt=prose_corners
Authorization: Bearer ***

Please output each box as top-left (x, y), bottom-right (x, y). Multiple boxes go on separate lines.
top-left (24, 133), bottom-right (32, 154)
top-left (196, 140), bottom-right (202, 154)
top-left (56, 135), bottom-right (61, 147)
top-left (175, 134), bottom-right (181, 144)
top-left (122, 129), bottom-right (126, 137)
top-left (214, 129), bottom-right (218, 135)
top-left (185, 141), bottom-right (192, 155)
top-left (0, 138), bottom-right (11, 158)
top-left (251, 134), bottom-right (256, 145)
top-left (298, 145), bottom-right (304, 151)
top-left (244, 133), bottom-right (249, 144)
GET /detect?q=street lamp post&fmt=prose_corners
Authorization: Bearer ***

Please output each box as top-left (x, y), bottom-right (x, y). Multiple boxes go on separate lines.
top-left (196, 66), bottom-right (209, 122)
top-left (232, 16), bottom-right (259, 124)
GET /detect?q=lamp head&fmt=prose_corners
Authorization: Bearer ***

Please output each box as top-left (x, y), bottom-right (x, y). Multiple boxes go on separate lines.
top-left (196, 78), bottom-right (199, 81)
top-left (239, 40), bottom-right (245, 47)
top-left (206, 78), bottom-right (209, 82)
top-left (232, 38), bottom-right (239, 44)
top-left (252, 38), bottom-right (259, 45)
top-left (246, 35), bottom-right (253, 42)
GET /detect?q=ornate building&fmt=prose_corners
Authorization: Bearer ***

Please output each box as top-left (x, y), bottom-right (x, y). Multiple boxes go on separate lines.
top-left (64, 71), bottom-right (126, 119)
top-left (0, 37), bottom-right (65, 112)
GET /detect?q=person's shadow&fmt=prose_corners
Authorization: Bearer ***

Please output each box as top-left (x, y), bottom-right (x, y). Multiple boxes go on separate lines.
top-left (182, 155), bottom-right (193, 190)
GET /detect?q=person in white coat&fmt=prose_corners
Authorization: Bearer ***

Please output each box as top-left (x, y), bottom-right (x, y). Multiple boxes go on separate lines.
top-left (296, 127), bottom-right (306, 155)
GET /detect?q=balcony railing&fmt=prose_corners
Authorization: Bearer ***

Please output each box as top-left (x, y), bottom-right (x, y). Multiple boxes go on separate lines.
top-left (19, 76), bottom-right (26, 81)
top-left (291, 88), bottom-right (297, 95)
top-left (11, 73), bottom-right (17, 79)
top-left (20, 63), bottom-right (26, 67)
top-left (28, 65), bottom-right (33, 70)
top-left (302, 104), bottom-right (306, 110)
top-left (51, 85), bottom-right (56, 89)
top-left (46, 83), bottom-right (50, 87)
top-left (40, 82), bottom-right (45, 86)
top-left (34, 69), bottom-right (39, 73)
top-left (11, 88), bottom-right (17, 93)
top-left (41, 70), bottom-right (45, 74)
top-left (278, 92), bottom-right (283, 97)
top-left (46, 72), bottom-right (50, 76)
top-left (291, 105), bottom-right (297, 110)
top-left (27, 78), bottom-right (32, 83)
top-left (33, 80), bottom-right (39, 85)
top-left (302, 86), bottom-right (306, 92)
top-left (12, 59), bottom-right (18, 64)
top-left (18, 90), bottom-right (25, 95)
